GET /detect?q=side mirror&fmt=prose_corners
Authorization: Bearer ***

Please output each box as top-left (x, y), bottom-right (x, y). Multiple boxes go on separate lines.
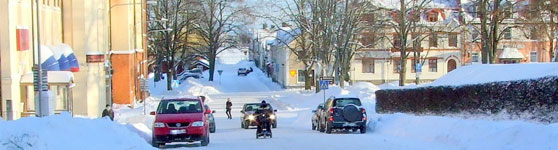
top-left (150, 111), bottom-right (156, 115)
top-left (212, 110), bottom-right (216, 113)
top-left (312, 110), bottom-right (317, 113)
top-left (274, 109), bottom-right (277, 112)
top-left (240, 110), bottom-right (244, 113)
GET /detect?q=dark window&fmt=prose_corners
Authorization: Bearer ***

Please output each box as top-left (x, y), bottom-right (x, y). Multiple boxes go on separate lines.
top-left (530, 51), bottom-right (538, 62)
top-left (393, 34), bottom-right (401, 48)
top-left (298, 70), bottom-right (306, 82)
top-left (393, 59), bottom-right (401, 73)
top-left (427, 12), bottom-right (438, 22)
top-left (362, 59), bottom-right (375, 73)
top-left (429, 33), bottom-right (438, 47)
top-left (360, 31), bottom-right (375, 47)
top-left (503, 28), bottom-right (512, 40)
top-left (429, 58), bottom-right (438, 72)
top-left (333, 98), bottom-right (362, 107)
top-left (530, 28), bottom-right (540, 40)
top-left (157, 100), bottom-right (202, 114)
top-left (449, 33), bottom-right (458, 47)
top-left (411, 60), bottom-right (417, 73)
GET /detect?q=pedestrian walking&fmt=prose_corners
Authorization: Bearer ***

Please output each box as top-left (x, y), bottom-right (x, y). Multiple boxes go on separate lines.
top-left (102, 104), bottom-right (114, 121)
top-left (226, 98), bottom-right (233, 119)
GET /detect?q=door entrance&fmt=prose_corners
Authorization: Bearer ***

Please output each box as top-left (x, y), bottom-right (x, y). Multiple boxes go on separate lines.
top-left (447, 59), bottom-right (457, 72)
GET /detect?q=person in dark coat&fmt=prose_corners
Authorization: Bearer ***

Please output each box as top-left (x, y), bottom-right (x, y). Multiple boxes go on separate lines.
top-left (226, 98), bottom-right (233, 119)
top-left (102, 104), bottom-right (114, 121)
top-left (255, 101), bottom-right (272, 134)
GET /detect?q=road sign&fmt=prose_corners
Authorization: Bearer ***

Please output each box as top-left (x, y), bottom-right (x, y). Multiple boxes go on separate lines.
top-left (319, 80), bottom-right (329, 90)
top-left (320, 76), bottom-right (334, 84)
top-left (217, 70), bottom-right (223, 76)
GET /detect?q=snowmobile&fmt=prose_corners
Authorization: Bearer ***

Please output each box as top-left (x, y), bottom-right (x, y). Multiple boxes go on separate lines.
top-left (256, 113), bottom-right (273, 139)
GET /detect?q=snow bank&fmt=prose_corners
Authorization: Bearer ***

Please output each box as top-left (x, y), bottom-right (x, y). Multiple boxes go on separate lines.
top-left (374, 113), bottom-right (558, 150)
top-left (430, 63), bottom-right (558, 87)
top-left (0, 113), bottom-right (154, 150)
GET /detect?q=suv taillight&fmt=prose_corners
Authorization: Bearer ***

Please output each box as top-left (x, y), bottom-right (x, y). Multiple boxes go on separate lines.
top-left (361, 108), bottom-right (366, 113)
top-left (329, 108), bottom-right (334, 114)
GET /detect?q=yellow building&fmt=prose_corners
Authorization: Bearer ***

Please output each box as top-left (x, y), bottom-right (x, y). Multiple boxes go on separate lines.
top-left (0, 0), bottom-right (147, 120)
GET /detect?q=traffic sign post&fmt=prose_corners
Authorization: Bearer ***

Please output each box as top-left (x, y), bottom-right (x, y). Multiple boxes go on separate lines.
top-left (217, 70), bottom-right (223, 84)
top-left (319, 80), bottom-right (329, 103)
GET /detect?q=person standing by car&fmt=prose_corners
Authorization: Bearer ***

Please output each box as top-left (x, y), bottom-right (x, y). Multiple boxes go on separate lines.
top-left (102, 104), bottom-right (114, 121)
top-left (226, 98), bottom-right (233, 119)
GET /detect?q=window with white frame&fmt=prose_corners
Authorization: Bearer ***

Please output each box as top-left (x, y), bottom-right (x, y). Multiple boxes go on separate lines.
top-left (472, 52), bottom-right (480, 63)
top-left (297, 70), bottom-right (306, 83)
top-left (362, 59), bottom-right (375, 73)
top-left (530, 51), bottom-right (538, 62)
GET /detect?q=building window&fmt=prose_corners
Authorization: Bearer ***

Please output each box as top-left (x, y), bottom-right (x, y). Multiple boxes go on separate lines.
top-left (471, 30), bottom-right (480, 41)
top-left (530, 28), bottom-right (540, 40)
top-left (360, 31), bottom-right (375, 48)
top-left (298, 70), bottom-right (306, 83)
top-left (472, 52), bottom-right (480, 63)
top-left (503, 28), bottom-right (512, 40)
top-left (429, 33), bottom-right (438, 47)
top-left (362, 59), bottom-right (375, 73)
top-left (393, 34), bottom-right (401, 48)
top-left (530, 51), bottom-right (538, 62)
top-left (449, 33), bottom-right (458, 47)
top-left (393, 59), bottom-right (401, 73)
top-left (427, 12), bottom-right (438, 22)
top-left (411, 60), bottom-right (417, 73)
top-left (429, 58), bottom-right (438, 72)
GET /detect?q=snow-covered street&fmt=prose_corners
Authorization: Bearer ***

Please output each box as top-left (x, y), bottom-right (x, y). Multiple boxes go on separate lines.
top-left (113, 59), bottom-right (557, 150)
top-left (1, 58), bottom-right (557, 150)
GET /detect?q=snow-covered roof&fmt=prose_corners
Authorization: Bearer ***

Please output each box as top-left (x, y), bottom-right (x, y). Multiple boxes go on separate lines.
top-left (21, 71), bottom-right (74, 84)
top-left (371, 0), bottom-right (460, 10)
top-left (271, 27), bottom-right (301, 46)
top-left (430, 63), bottom-right (558, 87)
top-left (499, 48), bottom-right (525, 59)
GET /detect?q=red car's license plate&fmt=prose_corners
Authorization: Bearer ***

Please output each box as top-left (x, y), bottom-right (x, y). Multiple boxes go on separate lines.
top-left (170, 129), bottom-right (187, 135)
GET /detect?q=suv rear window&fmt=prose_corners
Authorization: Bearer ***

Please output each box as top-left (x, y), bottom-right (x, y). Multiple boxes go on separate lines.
top-left (333, 98), bottom-right (362, 107)
top-left (157, 100), bottom-right (203, 114)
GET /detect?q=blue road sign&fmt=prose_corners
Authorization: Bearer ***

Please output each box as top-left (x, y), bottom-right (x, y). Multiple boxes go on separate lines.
top-left (319, 80), bottom-right (329, 90)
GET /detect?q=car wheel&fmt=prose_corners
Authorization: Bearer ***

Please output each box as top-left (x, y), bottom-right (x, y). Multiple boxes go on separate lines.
top-left (243, 121), bottom-right (249, 129)
top-left (325, 122), bottom-right (332, 134)
top-left (201, 135), bottom-right (209, 146)
top-left (151, 136), bottom-right (163, 148)
top-left (210, 126), bottom-right (216, 133)
top-left (272, 121), bottom-right (277, 128)
top-left (312, 123), bottom-right (316, 130)
top-left (360, 125), bottom-right (367, 134)
top-left (319, 122), bottom-right (325, 132)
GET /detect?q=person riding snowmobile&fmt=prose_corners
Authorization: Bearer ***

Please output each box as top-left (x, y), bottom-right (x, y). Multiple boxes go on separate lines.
top-left (255, 101), bottom-right (272, 135)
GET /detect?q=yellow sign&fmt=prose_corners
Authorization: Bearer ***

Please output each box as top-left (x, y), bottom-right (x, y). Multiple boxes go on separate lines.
top-left (290, 70), bottom-right (297, 77)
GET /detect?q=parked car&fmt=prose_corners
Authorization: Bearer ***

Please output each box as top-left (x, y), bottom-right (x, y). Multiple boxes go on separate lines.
top-left (311, 103), bottom-right (324, 130)
top-left (318, 96), bottom-right (367, 134)
top-left (240, 103), bottom-right (277, 129)
top-left (151, 97), bottom-right (211, 147)
top-left (237, 68), bottom-right (249, 76)
top-left (204, 104), bottom-right (216, 133)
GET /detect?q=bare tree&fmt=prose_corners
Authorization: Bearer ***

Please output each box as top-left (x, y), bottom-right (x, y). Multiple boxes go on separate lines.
top-left (519, 0), bottom-right (558, 62)
top-left (148, 0), bottom-right (198, 90)
top-left (195, 0), bottom-right (245, 82)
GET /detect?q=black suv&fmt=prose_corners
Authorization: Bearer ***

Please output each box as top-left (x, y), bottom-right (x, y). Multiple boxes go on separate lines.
top-left (317, 96), bottom-right (367, 134)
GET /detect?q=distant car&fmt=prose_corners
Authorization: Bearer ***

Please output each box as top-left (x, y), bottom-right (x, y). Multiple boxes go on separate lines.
top-left (178, 69), bottom-right (204, 83)
top-left (318, 96), bottom-right (367, 134)
top-left (311, 103), bottom-right (325, 131)
top-left (237, 68), bottom-right (248, 76)
top-left (151, 98), bottom-right (211, 147)
top-left (204, 104), bottom-right (216, 133)
top-left (240, 103), bottom-right (277, 129)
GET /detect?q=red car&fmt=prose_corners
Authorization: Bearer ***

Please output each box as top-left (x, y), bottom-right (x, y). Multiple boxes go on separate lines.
top-left (150, 98), bottom-right (211, 147)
